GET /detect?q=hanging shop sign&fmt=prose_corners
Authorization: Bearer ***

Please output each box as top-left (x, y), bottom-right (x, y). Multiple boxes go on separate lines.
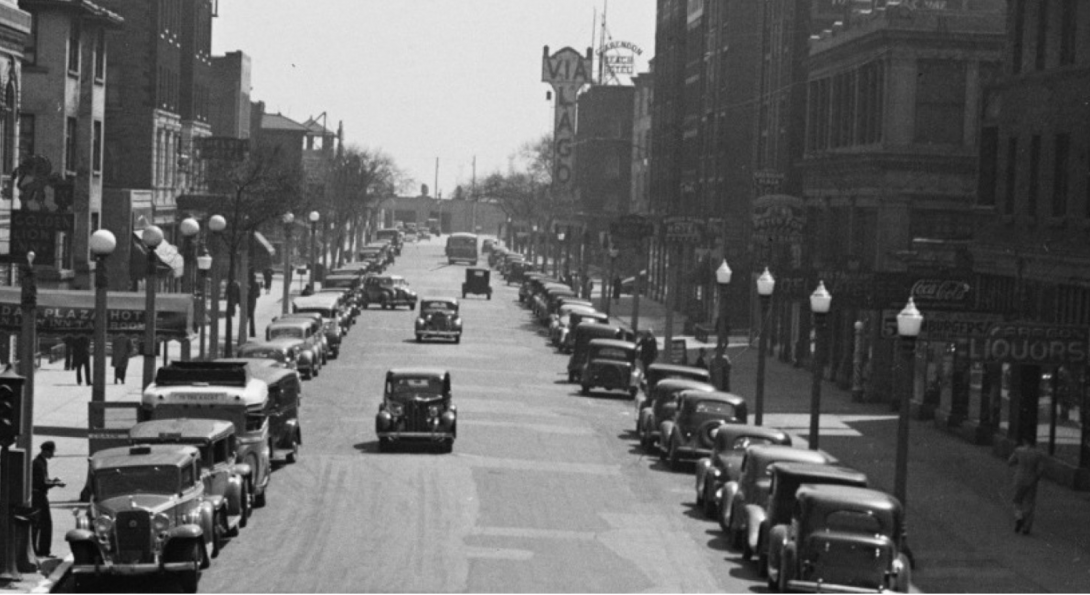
top-left (982, 323), bottom-right (1090, 365)
top-left (542, 46), bottom-right (593, 194)
top-left (10, 211), bottom-right (74, 264)
top-left (663, 216), bottom-right (704, 242)
top-left (610, 214), bottom-right (653, 240)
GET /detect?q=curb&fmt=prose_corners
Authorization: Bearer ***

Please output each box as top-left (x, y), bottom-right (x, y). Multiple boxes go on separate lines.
top-left (28, 555), bottom-right (71, 594)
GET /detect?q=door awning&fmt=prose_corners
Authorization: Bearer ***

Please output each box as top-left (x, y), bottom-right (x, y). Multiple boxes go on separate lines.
top-left (132, 232), bottom-right (185, 278)
top-left (0, 287), bottom-right (194, 339)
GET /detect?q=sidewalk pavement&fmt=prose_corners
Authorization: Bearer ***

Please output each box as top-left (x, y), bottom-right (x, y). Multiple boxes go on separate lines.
top-left (602, 290), bottom-right (1090, 593)
top-left (6, 274), bottom-right (294, 593)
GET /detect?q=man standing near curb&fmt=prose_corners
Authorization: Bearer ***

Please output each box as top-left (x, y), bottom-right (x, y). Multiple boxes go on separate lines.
top-left (32, 441), bottom-right (65, 558)
top-left (1009, 437), bottom-right (1046, 535)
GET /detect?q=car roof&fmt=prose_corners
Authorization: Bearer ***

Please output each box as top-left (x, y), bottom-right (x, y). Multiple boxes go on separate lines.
top-left (421, 297), bottom-right (459, 305)
top-left (373, 274), bottom-right (404, 281)
top-left (648, 363), bottom-right (711, 375)
top-left (293, 294), bottom-right (341, 309)
top-left (560, 305), bottom-right (598, 316)
top-left (746, 444), bottom-right (835, 466)
top-left (796, 484), bottom-right (901, 515)
top-left (240, 339), bottom-right (298, 350)
top-left (713, 423), bottom-right (792, 445)
top-left (130, 418), bottom-right (235, 441)
top-left (770, 462), bottom-right (868, 486)
top-left (449, 232), bottom-right (477, 238)
top-left (654, 378), bottom-right (716, 393)
top-left (588, 338), bottom-right (637, 350)
top-left (679, 389), bottom-right (746, 407)
top-left (91, 444), bottom-right (199, 470)
top-left (268, 319), bottom-right (313, 329)
top-left (388, 367), bottom-right (449, 379)
top-left (467, 266), bottom-right (489, 273)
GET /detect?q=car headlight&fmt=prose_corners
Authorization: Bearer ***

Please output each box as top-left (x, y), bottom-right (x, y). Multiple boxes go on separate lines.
top-left (93, 515), bottom-right (114, 539)
top-left (387, 402), bottom-right (404, 415)
top-left (154, 512), bottom-right (171, 533)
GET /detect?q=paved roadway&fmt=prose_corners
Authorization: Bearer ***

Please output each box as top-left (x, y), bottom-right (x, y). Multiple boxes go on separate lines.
top-left (197, 238), bottom-right (761, 593)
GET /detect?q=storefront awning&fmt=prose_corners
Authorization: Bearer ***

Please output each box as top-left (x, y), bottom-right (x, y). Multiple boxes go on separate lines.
top-left (131, 232), bottom-right (185, 278)
top-left (253, 231), bottom-right (275, 256)
top-left (0, 287), bottom-right (194, 339)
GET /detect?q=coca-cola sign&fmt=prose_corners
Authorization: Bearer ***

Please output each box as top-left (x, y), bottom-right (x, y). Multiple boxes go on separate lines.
top-left (911, 278), bottom-right (971, 308)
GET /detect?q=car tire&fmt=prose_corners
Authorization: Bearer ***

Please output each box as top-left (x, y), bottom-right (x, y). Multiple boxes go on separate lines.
top-left (378, 438), bottom-right (389, 453)
top-left (441, 439), bottom-right (454, 454)
top-left (668, 439), bottom-right (681, 471)
top-left (211, 511), bottom-right (225, 558)
top-left (778, 545), bottom-right (796, 593)
top-left (741, 534), bottom-right (753, 561)
top-left (416, 334), bottom-right (423, 342)
top-left (703, 482), bottom-right (718, 518)
top-left (580, 384), bottom-right (590, 395)
top-left (454, 335), bottom-right (461, 344)
top-left (629, 387), bottom-right (638, 400)
top-left (487, 292), bottom-right (492, 300)
top-left (177, 543), bottom-right (202, 593)
top-left (758, 552), bottom-right (769, 578)
top-left (287, 435), bottom-right (299, 463)
top-left (254, 487), bottom-right (267, 508)
top-left (239, 483), bottom-right (250, 528)
top-left (303, 368), bottom-right (312, 380)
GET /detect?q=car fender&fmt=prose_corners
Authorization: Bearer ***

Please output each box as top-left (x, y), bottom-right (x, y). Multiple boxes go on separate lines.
top-left (766, 523), bottom-right (789, 584)
top-left (376, 410), bottom-right (394, 432)
top-left (65, 528), bottom-right (96, 545)
top-left (694, 457), bottom-right (713, 495)
top-left (226, 474), bottom-right (245, 517)
top-left (205, 494), bottom-right (226, 512)
top-left (658, 420), bottom-right (676, 449)
top-left (637, 408), bottom-right (653, 437)
top-left (232, 462), bottom-right (252, 479)
top-left (719, 481), bottom-right (740, 526)
top-left (743, 503), bottom-right (767, 551)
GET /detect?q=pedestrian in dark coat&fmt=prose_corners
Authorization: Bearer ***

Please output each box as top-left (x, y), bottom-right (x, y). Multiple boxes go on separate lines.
top-left (639, 329), bottom-right (659, 370)
top-left (263, 267), bottom-right (274, 295)
top-left (32, 442), bottom-right (64, 557)
top-left (63, 337), bottom-right (74, 370)
top-left (1009, 438), bottom-right (1047, 535)
top-left (248, 273), bottom-right (261, 337)
top-left (71, 335), bottom-right (91, 386)
top-left (111, 335), bottom-right (133, 384)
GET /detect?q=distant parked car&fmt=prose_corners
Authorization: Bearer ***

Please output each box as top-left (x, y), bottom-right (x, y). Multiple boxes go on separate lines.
top-left (361, 274), bottom-right (418, 310)
top-left (636, 378), bottom-right (716, 451)
top-left (694, 424), bottom-right (793, 518)
top-left (375, 368), bottom-right (457, 453)
top-left (579, 339), bottom-right (643, 399)
top-left (658, 390), bottom-right (747, 470)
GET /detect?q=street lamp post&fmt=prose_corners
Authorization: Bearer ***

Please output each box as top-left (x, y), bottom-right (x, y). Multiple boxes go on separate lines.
top-left (89, 231), bottom-right (116, 403)
top-left (141, 225), bottom-right (164, 390)
top-left (894, 298), bottom-right (923, 508)
top-left (553, 229), bottom-right (562, 278)
top-left (713, 260), bottom-right (733, 391)
top-left (557, 231), bottom-right (567, 283)
top-left (179, 217), bottom-right (200, 294)
top-left (852, 320), bottom-right (866, 402)
top-left (530, 224), bottom-right (538, 268)
top-left (207, 215), bottom-right (226, 359)
top-left (282, 213), bottom-right (295, 314)
top-left (308, 211), bottom-right (320, 288)
top-left (197, 250), bottom-right (212, 360)
top-left (808, 280), bottom-right (832, 450)
top-left (755, 267), bottom-right (776, 426)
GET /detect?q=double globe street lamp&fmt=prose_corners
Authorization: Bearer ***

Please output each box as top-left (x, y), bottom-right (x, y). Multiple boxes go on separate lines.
top-left (197, 249), bottom-right (213, 360)
top-left (89, 230), bottom-right (116, 404)
top-left (179, 217), bottom-right (200, 294)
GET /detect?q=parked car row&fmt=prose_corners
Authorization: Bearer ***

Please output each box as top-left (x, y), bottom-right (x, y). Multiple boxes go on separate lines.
top-left (68, 359), bottom-right (304, 592)
top-left (492, 242), bottom-right (914, 593)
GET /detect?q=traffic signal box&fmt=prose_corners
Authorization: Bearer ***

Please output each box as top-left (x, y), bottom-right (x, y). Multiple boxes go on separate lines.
top-left (0, 367), bottom-right (25, 449)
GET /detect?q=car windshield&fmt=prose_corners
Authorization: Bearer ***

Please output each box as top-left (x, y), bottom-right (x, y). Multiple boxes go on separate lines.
top-left (692, 400), bottom-right (738, 417)
top-left (239, 348), bottom-right (286, 362)
top-left (422, 301), bottom-right (456, 313)
top-left (269, 327), bottom-right (303, 339)
top-left (297, 308), bottom-right (334, 318)
top-left (592, 347), bottom-right (631, 361)
top-left (94, 465), bottom-right (180, 500)
top-left (731, 435), bottom-right (779, 450)
top-left (389, 377), bottom-right (444, 400)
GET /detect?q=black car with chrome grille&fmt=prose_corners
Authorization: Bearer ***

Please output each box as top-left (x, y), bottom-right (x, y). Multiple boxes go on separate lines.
top-left (375, 368), bottom-right (457, 453)
top-left (66, 444), bottom-right (215, 592)
top-left (415, 297), bottom-right (463, 343)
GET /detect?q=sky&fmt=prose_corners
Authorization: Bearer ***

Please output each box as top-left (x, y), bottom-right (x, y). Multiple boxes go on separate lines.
top-left (211, 0), bottom-right (656, 198)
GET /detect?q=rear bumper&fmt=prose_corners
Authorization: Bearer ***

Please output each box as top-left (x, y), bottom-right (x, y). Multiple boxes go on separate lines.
top-left (377, 431), bottom-right (454, 442)
top-left (786, 580), bottom-right (883, 593)
top-left (70, 560), bottom-right (199, 576)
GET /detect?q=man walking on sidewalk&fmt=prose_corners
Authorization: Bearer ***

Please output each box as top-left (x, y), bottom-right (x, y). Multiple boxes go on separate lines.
top-left (71, 335), bottom-right (91, 386)
top-left (1009, 437), bottom-right (1046, 535)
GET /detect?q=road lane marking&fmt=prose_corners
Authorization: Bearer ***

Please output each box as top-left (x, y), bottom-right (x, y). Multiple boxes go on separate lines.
top-left (458, 419), bottom-right (595, 435)
top-left (470, 526), bottom-right (598, 541)
top-left (464, 546), bottom-right (534, 561)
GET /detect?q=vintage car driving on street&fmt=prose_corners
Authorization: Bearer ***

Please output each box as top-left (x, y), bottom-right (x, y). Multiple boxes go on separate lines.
top-left (142, 362), bottom-right (273, 509)
top-left (375, 368), bottom-right (457, 453)
top-left (362, 274), bottom-right (418, 310)
top-left (445, 232), bottom-right (479, 265)
top-left (760, 463), bottom-right (869, 583)
top-left (505, 259), bottom-right (531, 285)
top-left (717, 444), bottom-right (835, 547)
top-left (462, 267), bottom-right (492, 299)
top-left (641, 362), bottom-right (713, 398)
top-left (128, 419), bottom-right (250, 543)
top-left (658, 390), bottom-right (747, 470)
top-left (636, 378), bottom-right (716, 451)
top-left (694, 424), bottom-right (793, 518)
top-left (266, 318), bottom-right (326, 371)
top-left (415, 297), bottom-right (463, 343)
top-left (579, 339), bottom-right (643, 399)
top-left (374, 228), bottom-right (404, 256)
top-left (67, 445), bottom-right (214, 593)
top-left (771, 485), bottom-right (911, 593)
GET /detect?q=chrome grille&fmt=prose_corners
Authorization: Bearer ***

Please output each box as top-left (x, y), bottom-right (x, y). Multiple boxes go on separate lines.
top-left (405, 402), bottom-right (436, 432)
top-left (114, 510), bottom-right (152, 562)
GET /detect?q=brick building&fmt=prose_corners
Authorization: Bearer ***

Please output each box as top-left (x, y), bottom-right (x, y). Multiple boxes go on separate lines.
top-left (19, 0), bottom-right (122, 289)
top-left (0, 0), bottom-right (30, 285)
top-left (970, 0), bottom-right (1090, 482)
